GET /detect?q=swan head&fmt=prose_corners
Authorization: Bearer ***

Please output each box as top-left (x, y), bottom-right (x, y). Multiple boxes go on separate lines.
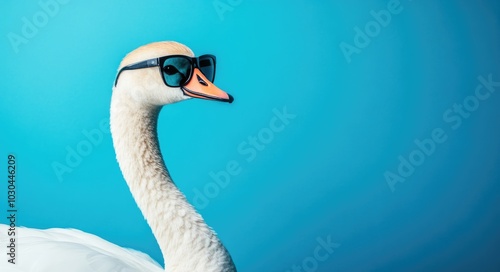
top-left (113, 41), bottom-right (233, 106)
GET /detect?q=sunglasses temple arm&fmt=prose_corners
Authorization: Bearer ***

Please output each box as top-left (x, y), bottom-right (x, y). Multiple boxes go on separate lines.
top-left (114, 58), bottom-right (160, 86)
top-left (128, 58), bottom-right (159, 69)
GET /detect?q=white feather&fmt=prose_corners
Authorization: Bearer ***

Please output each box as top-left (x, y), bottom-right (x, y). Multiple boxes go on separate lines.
top-left (0, 224), bottom-right (162, 272)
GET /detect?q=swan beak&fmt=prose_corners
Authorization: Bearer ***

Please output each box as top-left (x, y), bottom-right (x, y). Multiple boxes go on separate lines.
top-left (181, 68), bottom-right (234, 103)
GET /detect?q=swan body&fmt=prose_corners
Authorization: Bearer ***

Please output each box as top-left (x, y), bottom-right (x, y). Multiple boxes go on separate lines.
top-left (0, 225), bottom-right (163, 272)
top-left (0, 41), bottom-right (236, 272)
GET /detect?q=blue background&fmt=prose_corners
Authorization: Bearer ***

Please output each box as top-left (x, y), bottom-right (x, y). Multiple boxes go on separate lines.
top-left (1, 0), bottom-right (499, 271)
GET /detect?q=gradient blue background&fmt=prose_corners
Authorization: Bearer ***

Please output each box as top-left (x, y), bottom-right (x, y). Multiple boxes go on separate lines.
top-left (1, 1), bottom-right (499, 271)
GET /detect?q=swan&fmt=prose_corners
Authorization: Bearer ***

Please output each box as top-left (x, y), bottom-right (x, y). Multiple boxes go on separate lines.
top-left (0, 41), bottom-right (237, 272)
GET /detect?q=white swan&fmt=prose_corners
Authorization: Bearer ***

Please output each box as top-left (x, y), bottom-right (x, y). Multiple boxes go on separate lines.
top-left (0, 41), bottom-right (236, 272)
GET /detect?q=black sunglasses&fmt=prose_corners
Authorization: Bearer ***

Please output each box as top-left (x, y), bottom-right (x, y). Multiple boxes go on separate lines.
top-left (114, 54), bottom-right (216, 87)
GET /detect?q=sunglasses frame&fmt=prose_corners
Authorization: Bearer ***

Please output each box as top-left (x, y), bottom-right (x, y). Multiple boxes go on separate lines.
top-left (114, 54), bottom-right (216, 87)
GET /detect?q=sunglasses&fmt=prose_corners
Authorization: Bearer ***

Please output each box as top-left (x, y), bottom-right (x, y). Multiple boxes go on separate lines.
top-left (114, 54), bottom-right (216, 87)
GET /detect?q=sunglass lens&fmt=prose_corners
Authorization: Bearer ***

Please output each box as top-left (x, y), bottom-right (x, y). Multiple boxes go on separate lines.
top-left (162, 57), bottom-right (191, 86)
top-left (199, 56), bottom-right (215, 83)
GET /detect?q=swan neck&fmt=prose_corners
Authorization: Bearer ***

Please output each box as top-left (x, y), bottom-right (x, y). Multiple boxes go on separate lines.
top-left (110, 90), bottom-right (235, 271)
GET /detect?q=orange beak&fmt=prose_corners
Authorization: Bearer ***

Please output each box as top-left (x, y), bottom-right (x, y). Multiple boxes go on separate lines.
top-left (181, 68), bottom-right (234, 103)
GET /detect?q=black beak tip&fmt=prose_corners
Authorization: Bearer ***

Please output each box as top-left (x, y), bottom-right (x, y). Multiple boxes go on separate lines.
top-left (227, 94), bottom-right (234, 103)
